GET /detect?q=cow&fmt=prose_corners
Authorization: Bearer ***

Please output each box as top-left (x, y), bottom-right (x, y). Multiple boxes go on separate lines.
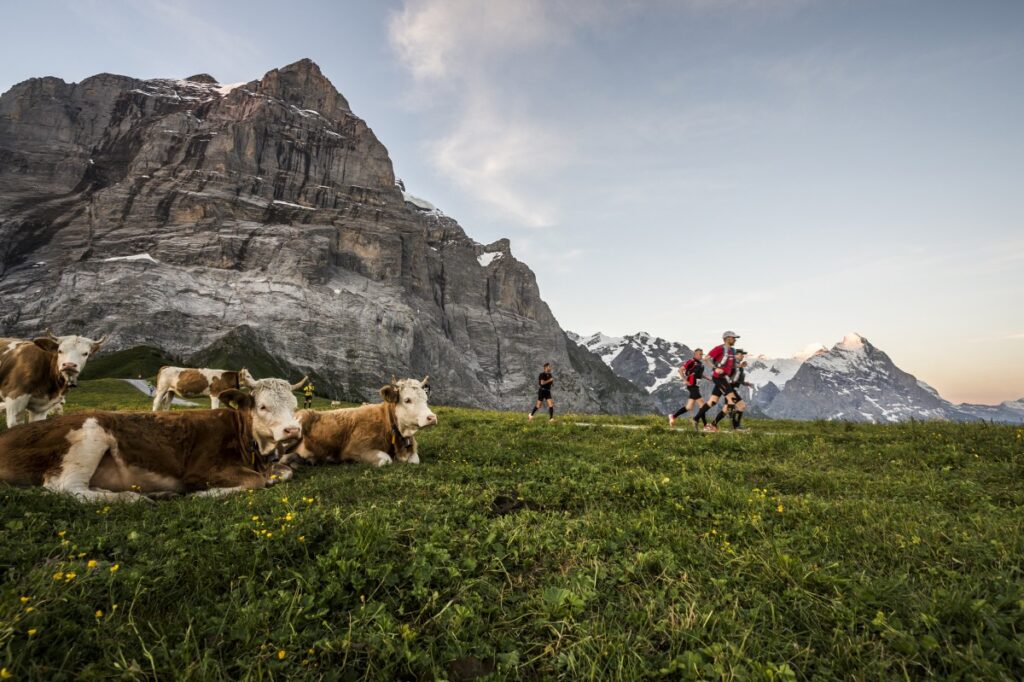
top-left (0, 332), bottom-right (106, 429)
top-left (0, 377), bottom-right (306, 502)
top-left (284, 377), bottom-right (437, 468)
top-left (152, 366), bottom-right (256, 410)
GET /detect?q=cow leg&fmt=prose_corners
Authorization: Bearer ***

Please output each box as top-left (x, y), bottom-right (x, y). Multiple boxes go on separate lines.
top-left (43, 418), bottom-right (148, 503)
top-left (3, 395), bottom-right (30, 429)
top-left (209, 395), bottom-right (221, 410)
top-left (189, 466), bottom-right (271, 497)
top-left (357, 449), bottom-right (393, 467)
top-left (152, 388), bottom-right (168, 411)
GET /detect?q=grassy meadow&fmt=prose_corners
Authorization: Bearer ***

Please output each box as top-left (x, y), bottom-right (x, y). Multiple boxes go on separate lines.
top-left (1, 379), bottom-right (1022, 680)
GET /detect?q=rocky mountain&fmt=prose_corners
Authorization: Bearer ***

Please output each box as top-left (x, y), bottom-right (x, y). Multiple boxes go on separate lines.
top-left (570, 331), bottom-right (699, 413)
top-left (941, 398), bottom-right (1024, 424)
top-left (0, 59), bottom-right (652, 413)
top-left (577, 329), bottom-right (1022, 423)
top-left (763, 333), bottom-right (961, 422)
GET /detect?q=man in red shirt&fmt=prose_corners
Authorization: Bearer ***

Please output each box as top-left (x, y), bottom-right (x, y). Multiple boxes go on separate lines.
top-left (669, 348), bottom-right (710, 430)
top-left (694, 330), bottom-right (740, 432)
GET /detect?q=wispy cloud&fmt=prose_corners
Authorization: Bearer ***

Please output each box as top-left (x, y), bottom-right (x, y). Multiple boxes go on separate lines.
top-left (387, 0), bottom-right (617, 227)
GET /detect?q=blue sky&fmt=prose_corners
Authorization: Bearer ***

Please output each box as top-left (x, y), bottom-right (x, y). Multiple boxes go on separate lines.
top-left (2, 0), bottom-right (1022, 404)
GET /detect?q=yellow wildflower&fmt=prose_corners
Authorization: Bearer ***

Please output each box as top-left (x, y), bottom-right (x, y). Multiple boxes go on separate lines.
top-left (284, 513), bottom-right (294, 522)
top-left (52, 572), bottom-right (64, 581)
top-left (1, 667), bottom-right (12, 679)
top-left (25, 607), bottom-right (34, 613)
top-left (95, 610), bottom-right (104, 618)
top-left (58, 530), bottom-right (66, 537)
top-left (87, 560), bottom-right (98, 569)
top-left (280, 497), bottom-right (289, 503)
top-left (277, 650), bottom-right (286, 660)
top-left (776, 504), bottom-right (784, 513)
top-left (298, 536), bottom-right (306, 543)
top-left (251, 516), bottom-right (259, 522)
top-left (64, 572), bottom-right (77, 581)
top-left (110, 564), bottom-right (120, 573)
top-left (266, 532), bottom-right (273, 538)
top-left (27, 628), bottom-right (38, 637)
top-left (19, 596), bottom-right (29, 603)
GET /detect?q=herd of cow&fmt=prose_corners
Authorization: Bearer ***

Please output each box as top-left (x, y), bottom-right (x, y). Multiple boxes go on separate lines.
top-left (0, 332), bottom-right (437, 502)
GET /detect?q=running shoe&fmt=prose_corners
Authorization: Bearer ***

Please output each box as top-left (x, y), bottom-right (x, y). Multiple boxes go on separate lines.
top-left (703, 424), bottom-right (718, 433)
top-left (528, 413), bottom-right (534, 422)
top-left (668, 414), bottom-right (676, 427)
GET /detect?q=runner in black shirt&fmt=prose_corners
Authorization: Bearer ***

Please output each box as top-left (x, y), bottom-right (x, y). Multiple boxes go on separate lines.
top-left (529, 363), bottom-right (556, 422)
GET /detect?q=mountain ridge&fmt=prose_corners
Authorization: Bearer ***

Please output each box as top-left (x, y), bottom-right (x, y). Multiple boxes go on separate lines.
top-left (574, 329), bottom-right (1022, 423)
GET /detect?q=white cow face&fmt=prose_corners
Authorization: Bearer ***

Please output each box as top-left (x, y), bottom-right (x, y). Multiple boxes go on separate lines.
top-left (54, 334), bottom-right (105, 386)
top-left (247, 379), bottom-right (303, 454)
top-left (381, 377), bottom-right (437, 436)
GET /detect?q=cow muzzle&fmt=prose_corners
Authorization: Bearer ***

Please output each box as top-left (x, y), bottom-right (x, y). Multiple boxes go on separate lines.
top-left (420, 413), bottom-right (438, 428)
top-left (61, 367), bottom-right (81, 386)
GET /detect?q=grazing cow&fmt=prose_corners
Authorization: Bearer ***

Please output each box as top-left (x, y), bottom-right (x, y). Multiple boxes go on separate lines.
top-left (0, 332), bottom-right (106, 429)
top-left (0, 377), bottom-right (306, 502)
top-left (285, 377), bottom-right (437, 468)
top-left (152, 366), bottom-right (256, 410)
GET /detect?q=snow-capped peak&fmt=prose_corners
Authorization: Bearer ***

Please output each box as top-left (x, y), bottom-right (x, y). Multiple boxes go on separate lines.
top-left (838, 332), bottom-right (867, 350)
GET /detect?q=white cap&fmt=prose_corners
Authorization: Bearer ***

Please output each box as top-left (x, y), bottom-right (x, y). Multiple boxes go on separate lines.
top-left (722, 330), bottom-right (740, 339)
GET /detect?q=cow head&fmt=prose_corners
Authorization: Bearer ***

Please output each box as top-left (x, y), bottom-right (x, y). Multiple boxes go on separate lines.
top-left (380, 376), bottom-right (437, 437)
top-left (41, 330), bottom-right (107, 386)
top-left (220, 378), bottom-right (303, 455)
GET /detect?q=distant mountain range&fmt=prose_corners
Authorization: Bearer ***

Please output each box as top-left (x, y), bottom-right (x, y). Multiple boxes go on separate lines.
top-left (569, 331), bottom-right (1023, 423)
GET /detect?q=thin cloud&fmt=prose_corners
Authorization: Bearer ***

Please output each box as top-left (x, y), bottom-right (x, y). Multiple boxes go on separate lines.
top-left (387, 0), bottom-right (613, 228)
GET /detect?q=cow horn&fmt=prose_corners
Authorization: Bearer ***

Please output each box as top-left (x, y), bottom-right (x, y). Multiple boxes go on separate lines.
top-left (93, 334), bottom-right (108, 346)
top-left (290, 375), bottom-right (309, 391)
top-left (391, 375), bottom-right (398, 385)
top-left (240, 369), bottom-right (258, 389)
top-left (421, 375), bottom-right (430, 386)
top-left (45, 328), bottom-right (59, 340)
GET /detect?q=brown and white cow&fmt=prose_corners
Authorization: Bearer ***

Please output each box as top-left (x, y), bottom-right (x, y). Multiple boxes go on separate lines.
top-left (0, 332), bottom-right (106, 429)
top-left (0, 377), bottom-right (305, 502)
top-left (285, 377), bottom-right (437, 468)
top-left (152, 366), bottom-right (258, 410)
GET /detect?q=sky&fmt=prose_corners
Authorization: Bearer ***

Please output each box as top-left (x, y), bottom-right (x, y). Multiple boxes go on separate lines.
top-left (1, 0), bottom-right (1022, 404)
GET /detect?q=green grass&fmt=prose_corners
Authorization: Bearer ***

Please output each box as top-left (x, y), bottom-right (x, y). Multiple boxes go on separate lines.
top-left (1, 382), bottom-right (1023, 680)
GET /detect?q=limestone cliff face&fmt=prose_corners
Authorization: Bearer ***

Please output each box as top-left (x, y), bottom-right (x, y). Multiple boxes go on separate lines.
top-left (0, 59), bottom-right (652, 413)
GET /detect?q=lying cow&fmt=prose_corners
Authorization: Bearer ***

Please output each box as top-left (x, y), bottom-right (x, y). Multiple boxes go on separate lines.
top-left (0, 377), bottom-right (305, 502)
top-left (0, 332), bottom-right (106, 429)
top-left (284, 377), bottom-right (436, 467)
top-left (152, 366), bottom-right (257, 410)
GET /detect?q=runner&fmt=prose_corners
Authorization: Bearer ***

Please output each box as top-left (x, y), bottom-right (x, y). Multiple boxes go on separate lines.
top-left (694, 330), bottom-right (739, 432)
top-left (712, 349), bottom-right (751, 430)
top-left (302, 381), bottom-right (316, 409)
top-left (668, 348), bottom-right (709, 431)
top-left (528, 363), bottom-right (555, 422)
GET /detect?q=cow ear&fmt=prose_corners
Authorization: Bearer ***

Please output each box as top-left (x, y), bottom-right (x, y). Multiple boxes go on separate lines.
top-left (380, 384), bottom-right (399, 403)
top-left (220, 389), bottom-right (254, 411)
top-left (32, 337), bottom-right (59, 352)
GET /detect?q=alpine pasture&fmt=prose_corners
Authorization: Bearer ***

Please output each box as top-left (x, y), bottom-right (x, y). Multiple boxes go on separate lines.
top-left (1, 380), bottom-right (1022, 680)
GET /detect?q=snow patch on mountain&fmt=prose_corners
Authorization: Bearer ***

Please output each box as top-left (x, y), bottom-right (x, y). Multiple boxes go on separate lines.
top-left (477, 252), bottom-right (502, 267)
